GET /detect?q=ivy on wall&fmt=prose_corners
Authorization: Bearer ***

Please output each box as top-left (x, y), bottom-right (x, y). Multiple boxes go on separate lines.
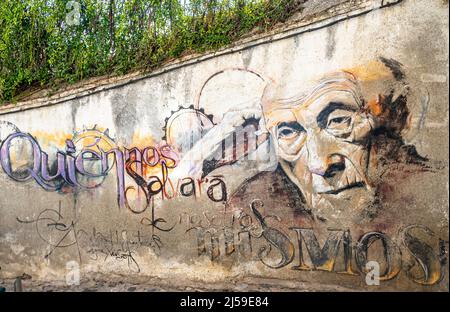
top-left (0, 0), bottom-right (303, 104)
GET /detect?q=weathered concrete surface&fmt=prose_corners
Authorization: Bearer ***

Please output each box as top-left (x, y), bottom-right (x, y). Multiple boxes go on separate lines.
top-left (0, 0), bottom-right (448, 291)
top-left (1, 274), bottom-right (358, 292)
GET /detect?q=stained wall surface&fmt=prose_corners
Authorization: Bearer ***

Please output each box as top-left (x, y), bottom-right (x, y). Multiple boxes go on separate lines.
top-left (0, 0), bottom-right (448, 291)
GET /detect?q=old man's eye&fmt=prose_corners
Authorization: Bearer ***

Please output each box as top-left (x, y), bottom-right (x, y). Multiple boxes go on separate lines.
top-left (324, 109), bottom-right (354, 138)
top-left (278, 127), bottom-right (297, 138)
top-left (276, 122), bottom-right (307, 158)
top-left (277, 122), bottom-right (305, 139)
top-left (327, 116), bottom-right (351, 129)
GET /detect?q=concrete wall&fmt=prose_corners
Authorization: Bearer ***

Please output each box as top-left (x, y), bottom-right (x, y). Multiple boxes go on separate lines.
top-left (0, 0), bottom-right (448, 291)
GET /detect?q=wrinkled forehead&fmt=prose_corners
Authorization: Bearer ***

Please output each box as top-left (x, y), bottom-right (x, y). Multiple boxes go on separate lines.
top-left (262, 71), bottom-right (363, 128)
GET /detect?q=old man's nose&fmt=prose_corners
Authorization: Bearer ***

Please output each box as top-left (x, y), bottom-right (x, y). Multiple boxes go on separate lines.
top-left (308, 154), bottom-right (346, 176)
top-left (306, 135), bottom-right (345, 176)
top-left (307, 153), bottom-right (331, 176)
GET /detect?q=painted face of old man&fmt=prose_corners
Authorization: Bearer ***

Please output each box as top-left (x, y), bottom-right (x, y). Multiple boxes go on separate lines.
top-left (261, 60), bottom-right (410, 223)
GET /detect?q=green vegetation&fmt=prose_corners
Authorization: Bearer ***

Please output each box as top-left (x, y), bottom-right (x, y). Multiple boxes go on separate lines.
top-left (0, 0), bottom-right (302, 104)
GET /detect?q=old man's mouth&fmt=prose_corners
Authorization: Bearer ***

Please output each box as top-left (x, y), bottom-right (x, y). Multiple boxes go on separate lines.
top-left (318, 181), bottom-right (366, 195)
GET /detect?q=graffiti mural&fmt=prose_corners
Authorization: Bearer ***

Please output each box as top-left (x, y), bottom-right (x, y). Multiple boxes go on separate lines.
top-left (0, 57), bottom-right (448, 290)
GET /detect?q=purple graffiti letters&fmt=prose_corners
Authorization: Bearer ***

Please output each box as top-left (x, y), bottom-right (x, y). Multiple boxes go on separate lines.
top-left (0, 131), bottom-right (124, 205)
